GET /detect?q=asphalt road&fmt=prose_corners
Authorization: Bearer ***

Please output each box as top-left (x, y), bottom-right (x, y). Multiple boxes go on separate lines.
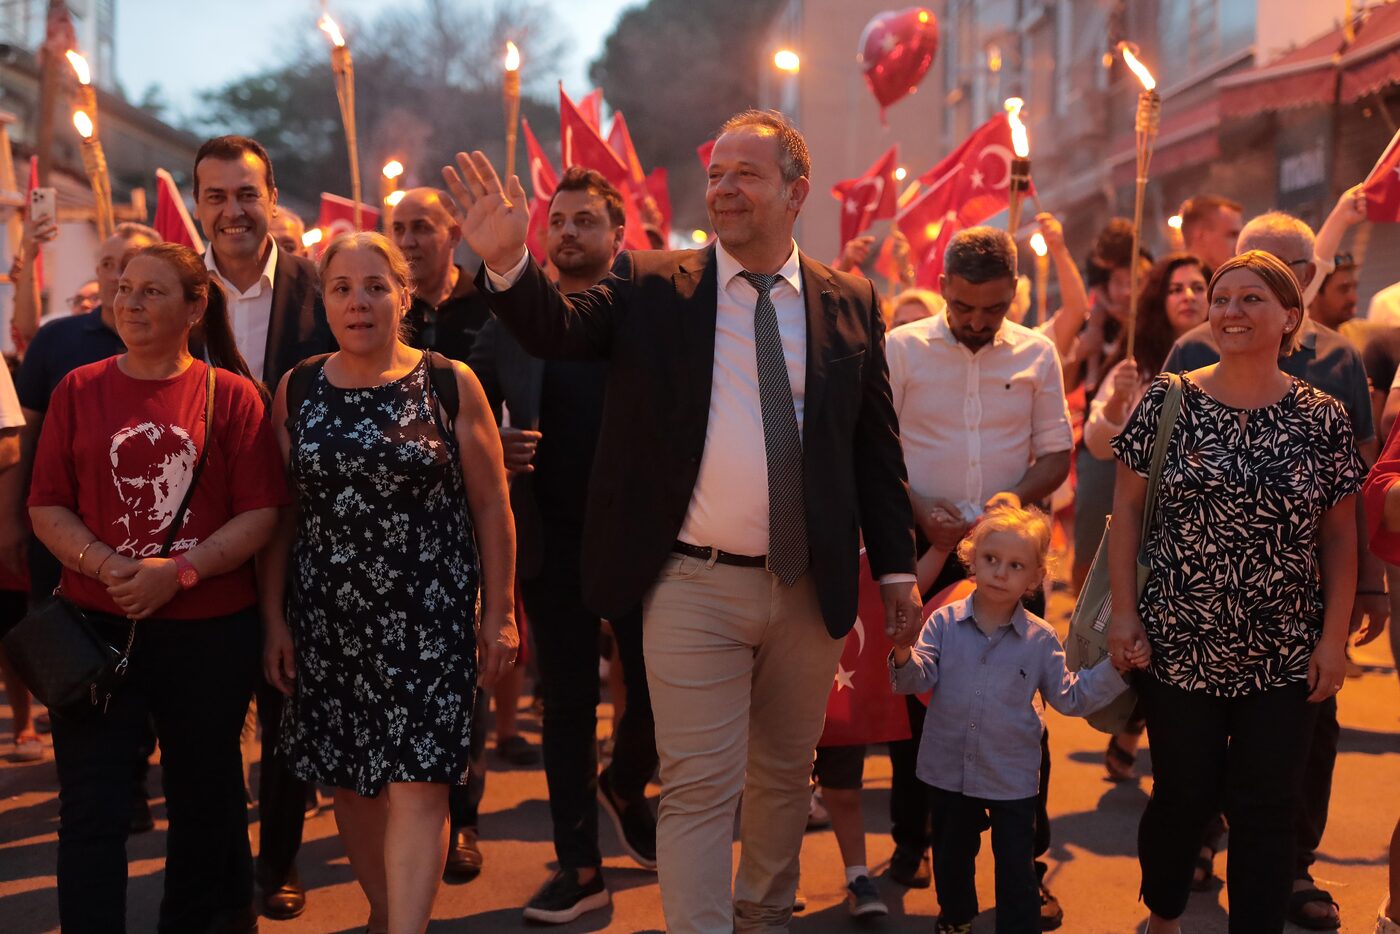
top-left (2, 594), bottom-right (1396, 933)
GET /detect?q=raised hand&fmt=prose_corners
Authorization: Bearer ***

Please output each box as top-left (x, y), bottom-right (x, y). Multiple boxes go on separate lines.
top-left (440, 151), bottom-right (530, 272)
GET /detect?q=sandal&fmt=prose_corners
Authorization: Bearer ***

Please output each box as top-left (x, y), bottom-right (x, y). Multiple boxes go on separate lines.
top-left (1104, 735), bottom-right (1137, 782)
top-left (1286, 886), bottom-right (1341, 931)
top-left (13, 733), bottom-right (43, 762)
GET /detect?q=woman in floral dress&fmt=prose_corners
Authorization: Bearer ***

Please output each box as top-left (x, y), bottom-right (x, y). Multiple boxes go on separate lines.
top-left (1107, 250), bottom-right (1362, 934)
top-left (261, 232), bottom-right (517, 934)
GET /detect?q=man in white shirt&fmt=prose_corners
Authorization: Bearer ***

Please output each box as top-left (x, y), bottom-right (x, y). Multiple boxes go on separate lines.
top-left (885, 226), bottom-right (1073, 926)
top-left (442, 110), bottom-right (920, 933)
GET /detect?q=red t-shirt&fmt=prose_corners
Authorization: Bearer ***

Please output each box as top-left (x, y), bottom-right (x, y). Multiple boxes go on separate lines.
top-left (29, 358), bottom-right (289, 618)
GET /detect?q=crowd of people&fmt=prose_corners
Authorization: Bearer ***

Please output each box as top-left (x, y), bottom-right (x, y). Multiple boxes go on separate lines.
top-left (0, 106), bottom-right (1397, 934)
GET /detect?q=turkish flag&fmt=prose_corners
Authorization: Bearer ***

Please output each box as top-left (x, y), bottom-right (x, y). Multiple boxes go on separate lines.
top-left (605, 111), bottom-right (660, 251)
top-left (697, 138), bottom-right (716, 170)
top-left (645, 167), bottom-right (672, 242)
top-left (521, 118), bottom-right (558, 262)
top-left (819, 553), bottom-right (913, 746)
top-left (560, 85), bottom-right (630, 191)
top-left (1364, 127), bottom-right (1400, 223)
top-left (577, 88), bottom-right (604, 132)
top-left (153, 169), bottom-right (203, 251)
top-left (832, 145), bottom-right (900, 247)
top-left (312, 193), bottom-right (380, 257)
top-left (897, 113), bottom-right (1023, 287)
top-left (607, 112), bottom-right (649, 190)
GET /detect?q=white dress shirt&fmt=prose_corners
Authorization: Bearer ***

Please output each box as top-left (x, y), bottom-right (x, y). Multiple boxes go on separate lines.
top-left (205, 240), bottom-right (278, 379)
top-left (886, 311), bottom-right (1072, 517)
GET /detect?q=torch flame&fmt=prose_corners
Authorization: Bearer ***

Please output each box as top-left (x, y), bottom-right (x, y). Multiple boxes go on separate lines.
top-left (382, 160), bottom-right (404, 179)
top-left (302, 228), bottom-right (324, 248)
top-left (1118, 42), bottom-right (1157, 91)
top-left (73, 110), bottom-right (94, 139)
top-left (65, 50), bottom-right (91, 85)
top-left (385, 190), bottom-right (406, 207)
top-left (318, 14), bottom-right (346, 48)
top-left (1030, 232), bottom-right (1048, 257)
top-left (1004, 97), bottom-right (1030, 158)
top-left (505, 41), bottom-right (520, 72)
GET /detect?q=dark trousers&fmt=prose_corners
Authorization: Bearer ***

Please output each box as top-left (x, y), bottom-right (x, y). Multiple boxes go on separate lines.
top-left (448, 686), bottom-right (488, 829)
top-left (521, 531), bottom-right (657, 869)
top-left (1138, 676), bottom-right (1317, 932)
top-left (1293, 695), bottom-right (1339, 881)
top-left (254, 672), bottom-right (306, 888)
top-left (928, 787), bottom-right (1040, 933)
top-left (52, 610), bottom-right (259, 934)
top-left (889, 555), bottom-right (1051, 872)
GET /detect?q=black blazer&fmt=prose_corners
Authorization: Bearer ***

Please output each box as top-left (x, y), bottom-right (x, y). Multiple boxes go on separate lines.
top-left (468, 316), bottom-right (547, 579)
top-left (476, 246), bottom-right (915, 638)
top-left (262, 250), bottom-right (335, 387)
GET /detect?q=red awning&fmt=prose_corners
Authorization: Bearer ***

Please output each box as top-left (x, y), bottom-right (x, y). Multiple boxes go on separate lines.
top-left (1218, 2), bottom-right (1400, 118)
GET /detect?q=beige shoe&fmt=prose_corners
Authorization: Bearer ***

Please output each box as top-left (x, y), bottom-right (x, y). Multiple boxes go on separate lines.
top-left (1377, 898), bottom-right (1400, 934)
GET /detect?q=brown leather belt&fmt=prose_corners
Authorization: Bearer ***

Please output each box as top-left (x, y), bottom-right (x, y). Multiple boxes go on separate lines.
top-left (672, 540), bottom-right (767, 568)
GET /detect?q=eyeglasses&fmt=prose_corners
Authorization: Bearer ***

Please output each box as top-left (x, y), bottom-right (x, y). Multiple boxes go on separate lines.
top-left (1333, 253), bottom-right (1356, 269)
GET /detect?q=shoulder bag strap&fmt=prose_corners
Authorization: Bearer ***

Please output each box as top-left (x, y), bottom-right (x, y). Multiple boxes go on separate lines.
top-left (1137, 372), bottom-right (1184, 565)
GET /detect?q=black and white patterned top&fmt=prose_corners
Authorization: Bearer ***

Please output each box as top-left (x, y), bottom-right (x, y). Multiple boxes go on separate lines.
top-left (1111, 374), bottom-right (1364, 697)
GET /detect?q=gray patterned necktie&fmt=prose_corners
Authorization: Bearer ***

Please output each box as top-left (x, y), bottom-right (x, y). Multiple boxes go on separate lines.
top-left (740, 271), bottom-right (809, 584)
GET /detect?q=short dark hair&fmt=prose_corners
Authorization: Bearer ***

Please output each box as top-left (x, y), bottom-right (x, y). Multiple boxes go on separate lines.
top-left (1088, 217), bottom-right (1152, 278)
top-left (193, 135), bottom-right (276, 198)
top-left (717, 109), bottom-right (811, 184)
top-left (1179, 194), bottom-right (1242, 242)
top-left (549, 167), bottom-right (626, 228)
top-left (943, 227), bottom-right (1017, 284)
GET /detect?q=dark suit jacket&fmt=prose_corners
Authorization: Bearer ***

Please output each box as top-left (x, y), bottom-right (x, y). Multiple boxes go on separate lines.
top-left (468, 316), bottom-right (547, 579)
top-left (475, 246), bottom-right (916, 638)
top-left (261, 250), bottom-right (335, 387)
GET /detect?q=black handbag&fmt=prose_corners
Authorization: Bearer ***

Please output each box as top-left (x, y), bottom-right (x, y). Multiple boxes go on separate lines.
top-left (1, 366), bottom-right (215, 717)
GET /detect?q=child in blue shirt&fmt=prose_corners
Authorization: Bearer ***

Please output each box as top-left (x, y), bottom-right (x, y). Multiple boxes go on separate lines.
top-left (889, 506), bottom-right (1139, 933)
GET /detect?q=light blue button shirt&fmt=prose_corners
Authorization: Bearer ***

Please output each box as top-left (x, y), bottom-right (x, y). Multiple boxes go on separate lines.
top-left (890, 595), bottom-right (1127, 800)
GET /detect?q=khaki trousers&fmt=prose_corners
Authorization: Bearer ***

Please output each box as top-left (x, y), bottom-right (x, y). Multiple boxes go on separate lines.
top-left (642, 552), bottom-right (844, 933)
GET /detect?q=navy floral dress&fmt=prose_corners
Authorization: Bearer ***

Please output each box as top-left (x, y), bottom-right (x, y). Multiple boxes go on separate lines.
top-left (281, 354), bottom-right (479, 795)
top-left (1111, 374), bottom-right (1364, 697)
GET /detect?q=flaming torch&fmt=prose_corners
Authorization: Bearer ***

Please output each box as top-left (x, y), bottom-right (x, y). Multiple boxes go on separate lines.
top-left (65, 51), bottom-right (113, 238)
top-left (1119, 41), bottom-right (1160, 360)
top-left (503, 42), bottom-right (522, 181)
top-left (381, 159), bottom-right (403, 207)
top-left (1005, 98), bottom-right (1032, 235)
top-left (1030, 231), bottom-right (1049, 327)
top-left (319, 14), bottom-right (364, 230)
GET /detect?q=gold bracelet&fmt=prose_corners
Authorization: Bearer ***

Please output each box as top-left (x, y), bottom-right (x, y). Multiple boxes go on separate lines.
top-left (76, 540), bottom-right (99, 576)
top-left (94, 551), bottom-right (115, 578)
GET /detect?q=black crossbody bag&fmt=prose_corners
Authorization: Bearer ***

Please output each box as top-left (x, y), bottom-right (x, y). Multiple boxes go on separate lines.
top-left (1, 367), bottom-right (215, 717)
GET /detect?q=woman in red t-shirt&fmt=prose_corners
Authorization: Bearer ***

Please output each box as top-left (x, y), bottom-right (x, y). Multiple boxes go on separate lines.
top-left (28, 242), bottom-right (288, 933)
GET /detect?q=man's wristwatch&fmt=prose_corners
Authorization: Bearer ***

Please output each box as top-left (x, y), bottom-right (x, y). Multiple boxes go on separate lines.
top-left (172, 554), bottom-right (200, 590)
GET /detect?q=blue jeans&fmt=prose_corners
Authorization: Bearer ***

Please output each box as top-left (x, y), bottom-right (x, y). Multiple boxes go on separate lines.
top-left (52, 609), bottom-right (259, 933)
top-left (927, 786), bottom-right (1040, 933)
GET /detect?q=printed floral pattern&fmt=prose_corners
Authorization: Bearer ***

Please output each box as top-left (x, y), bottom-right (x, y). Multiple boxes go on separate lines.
top-left (281, 357), bottom-right (479, 795)
top-left (1112, 374), bottom-right (1364, 697)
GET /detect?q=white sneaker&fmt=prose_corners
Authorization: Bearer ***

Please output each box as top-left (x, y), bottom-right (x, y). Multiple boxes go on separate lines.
top-left (1378, 898), bottom-right (1400, 934)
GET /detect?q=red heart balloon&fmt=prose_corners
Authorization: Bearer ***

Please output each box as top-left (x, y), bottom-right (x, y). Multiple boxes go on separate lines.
top-left (858, 7), bottom-right (940, 118)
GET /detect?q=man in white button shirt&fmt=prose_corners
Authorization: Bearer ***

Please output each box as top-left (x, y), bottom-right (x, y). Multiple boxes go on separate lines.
top-left (192, 134), bottom-right (334, 921)
top-left (885, 226), bottom-right (1073, 927)
top-left (441, 110), bottom-right (920, 933)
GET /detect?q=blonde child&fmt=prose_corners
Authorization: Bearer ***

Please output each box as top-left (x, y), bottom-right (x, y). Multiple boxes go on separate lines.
top-left (888, 506), bottom-right (1139, 934)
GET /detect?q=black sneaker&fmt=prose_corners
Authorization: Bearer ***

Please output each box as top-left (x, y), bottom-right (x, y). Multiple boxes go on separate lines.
top-left (846, 875), bottom-right (889, 918)
top-left (496, 734), bottom-right (541, 766)
top-left (522, 869), bottom-right (610, 924)
top-left (597, 767), bottom-right (657, 870)
top-left (887, 847), bottom-right (931, 888)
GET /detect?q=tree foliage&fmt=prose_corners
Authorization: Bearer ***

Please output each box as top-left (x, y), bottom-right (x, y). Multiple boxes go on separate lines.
top-left (195, 0), bottom-right (564, 213)
top-left (589, 0), bottom-right (786, 228)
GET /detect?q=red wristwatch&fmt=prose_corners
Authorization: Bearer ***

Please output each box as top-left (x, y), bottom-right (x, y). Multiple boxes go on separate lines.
top-left (173, 554), bottom-right (200, 590)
